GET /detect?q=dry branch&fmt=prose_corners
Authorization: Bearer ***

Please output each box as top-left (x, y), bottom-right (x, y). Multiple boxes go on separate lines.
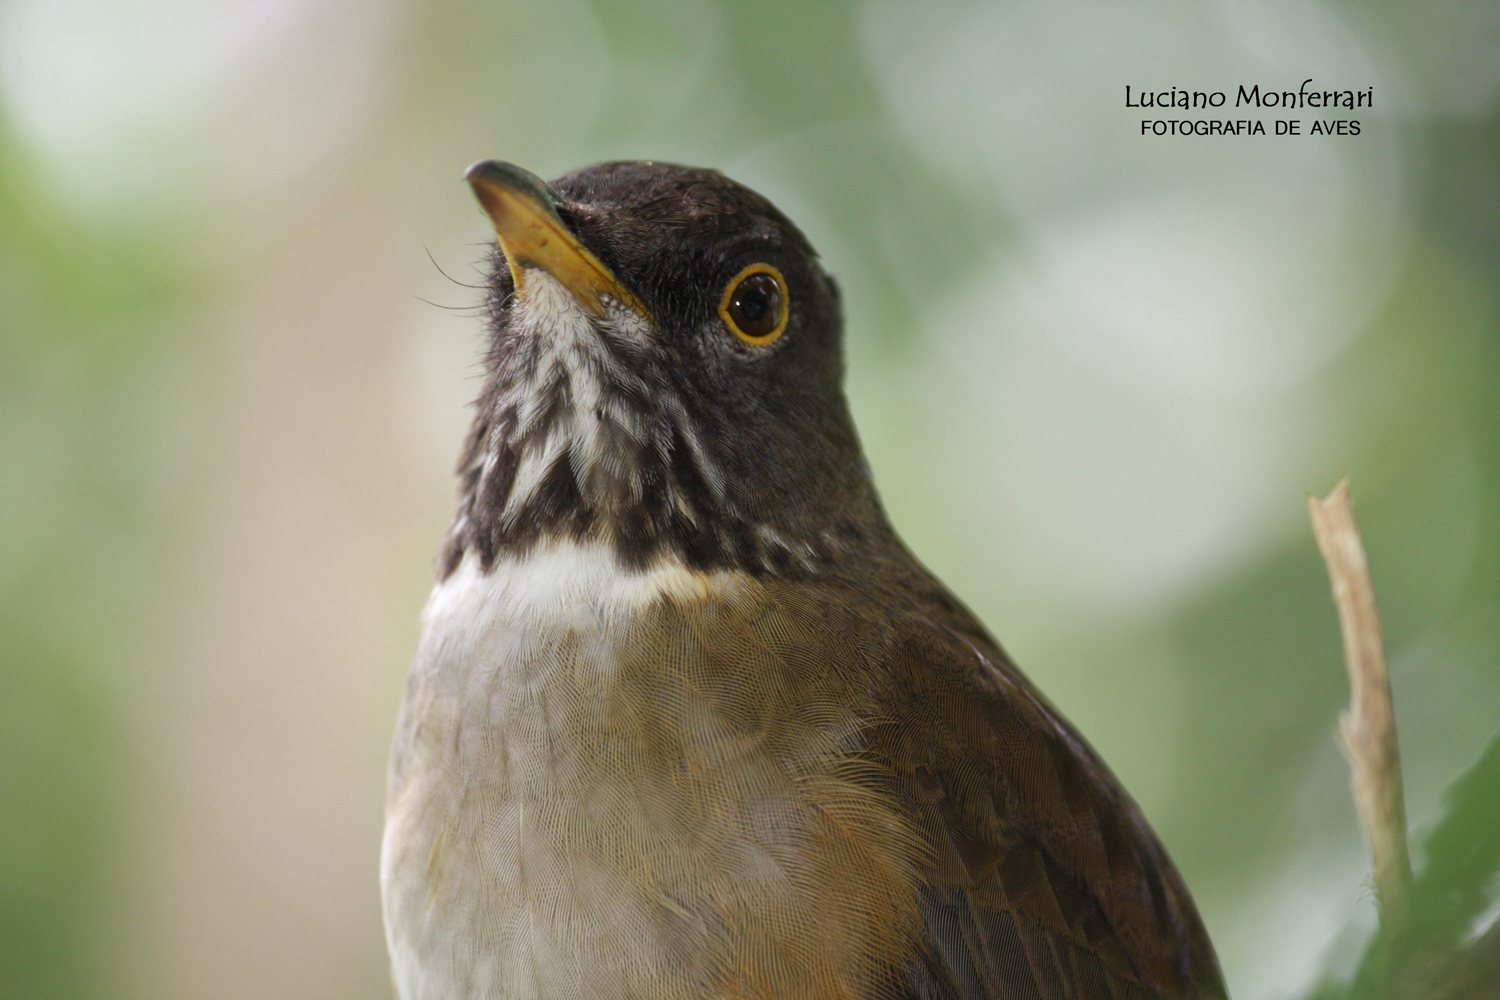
top-left (1308, 478), bottom-right (1413, 936)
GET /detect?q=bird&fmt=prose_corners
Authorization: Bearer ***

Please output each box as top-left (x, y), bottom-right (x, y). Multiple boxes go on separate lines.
top-left (380, 159), bottom-right (1229, 1000)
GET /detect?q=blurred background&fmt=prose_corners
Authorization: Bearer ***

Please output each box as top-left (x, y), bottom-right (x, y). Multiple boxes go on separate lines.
top-left (1, 0), bottom-right (1497, 997)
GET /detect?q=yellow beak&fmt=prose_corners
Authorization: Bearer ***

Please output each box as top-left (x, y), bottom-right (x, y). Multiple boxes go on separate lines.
top-left (465, 160), bottom-right (649, 320)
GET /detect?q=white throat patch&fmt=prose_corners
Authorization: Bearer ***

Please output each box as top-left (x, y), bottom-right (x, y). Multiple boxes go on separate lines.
top-left (422, 542), bottom-right (734, 634)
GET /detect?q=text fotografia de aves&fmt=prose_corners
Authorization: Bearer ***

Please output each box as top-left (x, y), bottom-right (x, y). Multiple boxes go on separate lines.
top-left (1126, 80), bottom-right (1374, 110)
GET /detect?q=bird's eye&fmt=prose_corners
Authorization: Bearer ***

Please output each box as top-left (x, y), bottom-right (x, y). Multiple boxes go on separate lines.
top-left (719, 264), bottom-right (788, 346)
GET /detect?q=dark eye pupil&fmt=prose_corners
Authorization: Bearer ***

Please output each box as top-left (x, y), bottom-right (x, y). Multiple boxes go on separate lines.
top-left (729, 273), bottom-right (782, 338)
top-left (739, 289), bottom-right (767, 321)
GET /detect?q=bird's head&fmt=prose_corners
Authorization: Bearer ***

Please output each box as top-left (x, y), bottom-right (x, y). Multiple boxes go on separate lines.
top-left (441, 160), bottom-right (887, 579)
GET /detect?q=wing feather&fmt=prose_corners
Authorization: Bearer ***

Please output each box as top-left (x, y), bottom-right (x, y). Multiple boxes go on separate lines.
top-left (845, 575), bottom-right (1228, 1000)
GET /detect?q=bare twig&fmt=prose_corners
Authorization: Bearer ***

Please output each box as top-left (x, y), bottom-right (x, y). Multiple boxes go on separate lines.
top-left (1309, 478), bottom-right (1413, 935)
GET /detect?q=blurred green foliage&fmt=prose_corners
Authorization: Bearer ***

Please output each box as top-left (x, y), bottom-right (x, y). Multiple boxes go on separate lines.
top-left (1309, 730), bottom-right (1500, 999)
top-left (1, 107), bottom-right (195, 1000)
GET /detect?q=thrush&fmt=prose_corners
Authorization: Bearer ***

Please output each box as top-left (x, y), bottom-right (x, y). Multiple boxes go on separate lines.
top-left (381, 160), bottom-right (1228, 1000)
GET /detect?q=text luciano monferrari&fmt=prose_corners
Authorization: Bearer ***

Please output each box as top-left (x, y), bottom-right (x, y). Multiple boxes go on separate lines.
top-left (1126, 80), bottom-right (1374, 111)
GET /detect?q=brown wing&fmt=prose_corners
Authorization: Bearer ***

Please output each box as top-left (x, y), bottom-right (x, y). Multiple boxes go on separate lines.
top-left (865, 584), bottom-right (1229, 1000)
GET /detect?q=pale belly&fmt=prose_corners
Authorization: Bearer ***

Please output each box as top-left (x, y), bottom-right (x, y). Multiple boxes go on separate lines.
top-left (380, 545), bottom-right (923, 1000)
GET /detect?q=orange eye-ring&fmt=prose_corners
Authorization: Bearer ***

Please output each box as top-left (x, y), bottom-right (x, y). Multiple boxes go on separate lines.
top-left (718, 263), bottom-right (788, 346)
